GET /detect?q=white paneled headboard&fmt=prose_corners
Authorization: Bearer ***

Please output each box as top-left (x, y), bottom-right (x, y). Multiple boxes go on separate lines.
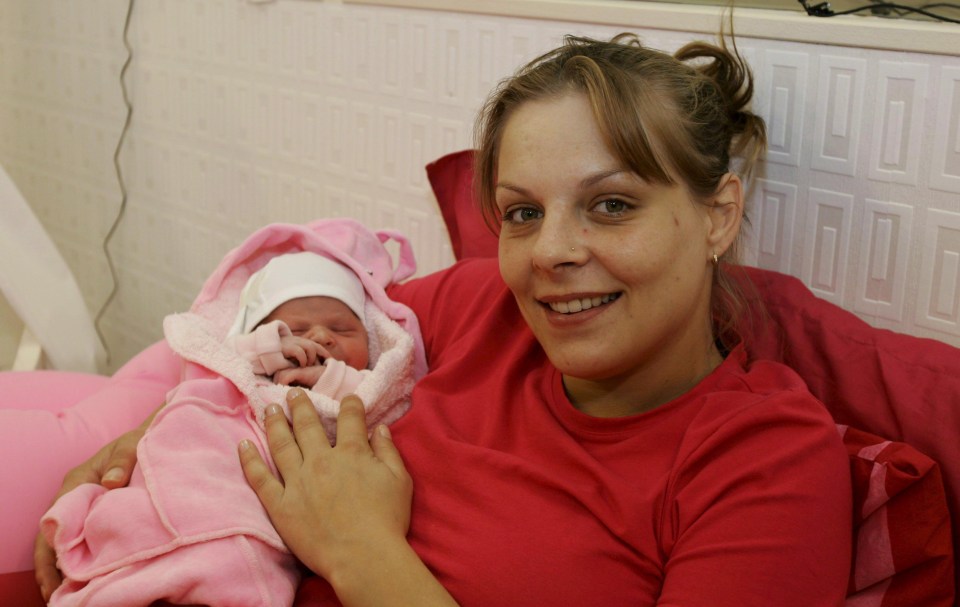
top-left (0, 0), bottom-right (958, 371)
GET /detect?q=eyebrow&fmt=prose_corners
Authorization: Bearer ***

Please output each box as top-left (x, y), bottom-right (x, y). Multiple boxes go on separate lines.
top-left (495, 168), bottom-right (628, 195)
top-left (579, 168), bottom-right (627, 188)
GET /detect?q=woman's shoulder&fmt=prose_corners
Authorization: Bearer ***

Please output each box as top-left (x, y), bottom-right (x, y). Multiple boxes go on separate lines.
top-left (389, 258), bottom-right (505, 316)
top-left (679, 348), bottom-right (844, 468)
top-left (388, 258), bottom-right (514, 359)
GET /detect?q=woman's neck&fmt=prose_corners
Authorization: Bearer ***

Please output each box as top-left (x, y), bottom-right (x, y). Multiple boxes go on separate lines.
top-left (562, 342), bottom-right (725, 418)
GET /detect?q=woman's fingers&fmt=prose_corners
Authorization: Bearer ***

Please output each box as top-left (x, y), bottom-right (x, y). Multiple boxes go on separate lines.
top-left (34, 533), bottom-right (62, 602)
top-left (371, 424), bottom-right (410, 481)
top-left (335, 395), bottom-right (372, 451)
top-left (287, 388), bottom-right (331, 456)
top-left (238, 439), bottom-right (285, 507)
top-left (263, 401), bottom-right (304, 474)
top-left (99, 431), bottom-right (142, 488)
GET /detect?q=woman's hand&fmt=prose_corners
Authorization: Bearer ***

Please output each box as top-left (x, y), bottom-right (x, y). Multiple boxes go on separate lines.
top-left (240, 389), bottom-right (457, 606)
top-left (34, 405), bottom-right (160, 601)
top-left (238, 388), bottom-right (412, 580)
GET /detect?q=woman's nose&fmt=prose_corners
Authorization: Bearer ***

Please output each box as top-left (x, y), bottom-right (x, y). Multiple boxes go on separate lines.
top-left (531, 211), bottom-right (585, 270)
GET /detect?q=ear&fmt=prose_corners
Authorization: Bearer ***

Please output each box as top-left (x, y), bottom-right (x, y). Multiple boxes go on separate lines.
top-left (705, 173), bottom-right (743, 258)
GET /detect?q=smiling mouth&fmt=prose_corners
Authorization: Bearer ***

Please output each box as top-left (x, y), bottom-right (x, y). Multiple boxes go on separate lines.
top-left (544, 292), bottom-right (621, 314)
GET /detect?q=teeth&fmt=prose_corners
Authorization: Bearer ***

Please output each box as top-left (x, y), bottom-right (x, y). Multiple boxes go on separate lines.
top-left (547, 293), bottom-right (619, 314)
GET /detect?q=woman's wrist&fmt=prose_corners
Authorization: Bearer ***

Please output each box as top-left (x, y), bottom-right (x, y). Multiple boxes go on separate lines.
top-left (325, 534), bottom-right (459, 607)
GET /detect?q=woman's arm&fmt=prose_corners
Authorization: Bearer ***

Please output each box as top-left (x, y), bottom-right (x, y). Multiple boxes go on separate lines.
top-left (33, 404), bottom-right (161, 602)
top-left (238, 389), bottom-right (459, 607)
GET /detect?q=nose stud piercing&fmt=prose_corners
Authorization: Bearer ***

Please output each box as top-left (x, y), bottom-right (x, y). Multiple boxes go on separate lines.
top-left (570, 247), bottom-right (576, 252)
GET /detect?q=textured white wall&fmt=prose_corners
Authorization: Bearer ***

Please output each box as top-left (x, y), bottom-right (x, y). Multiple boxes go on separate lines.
top-left (0, 0), bottom-right (959, 372)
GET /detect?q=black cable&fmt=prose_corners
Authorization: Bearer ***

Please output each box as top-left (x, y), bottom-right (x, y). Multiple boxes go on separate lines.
top-left (94, 0), bottom-right (136, 364)
top-left (798, 0), bottom-right (960, 22)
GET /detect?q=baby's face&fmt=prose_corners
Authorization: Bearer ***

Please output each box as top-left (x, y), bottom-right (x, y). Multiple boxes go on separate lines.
top-left (262, 296), bottom-right (369, 370)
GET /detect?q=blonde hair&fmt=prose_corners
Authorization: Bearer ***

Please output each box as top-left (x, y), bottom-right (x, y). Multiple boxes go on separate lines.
top-left (474, 32), bottom-right (766, 346)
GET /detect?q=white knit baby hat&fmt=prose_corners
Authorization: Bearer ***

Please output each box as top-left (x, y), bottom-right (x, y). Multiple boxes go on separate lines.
top-left (228, 251), bottom-right (366, 337)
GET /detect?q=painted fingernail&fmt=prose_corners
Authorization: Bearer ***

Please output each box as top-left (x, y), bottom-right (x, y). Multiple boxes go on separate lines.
top-left (378, 424), bottom-right (392, 439)
top-left (287, 387), bottom-right (303, 400)
top-left (239, 439), bottom-right (253, 451)
top-left (266, 404), bottom-right (282, 416)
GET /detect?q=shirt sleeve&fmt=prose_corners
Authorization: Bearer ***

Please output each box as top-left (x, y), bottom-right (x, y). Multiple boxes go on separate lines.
top-left (388, 258), bottom-right (505, 364)
top-left (225, 320), bottom-right (295, 376)
top-left (657, 386), bottom-right (852, 607)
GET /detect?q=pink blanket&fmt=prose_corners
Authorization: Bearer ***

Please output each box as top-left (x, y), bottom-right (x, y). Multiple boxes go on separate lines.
top-left (41, 219), bottom-right (424, 607)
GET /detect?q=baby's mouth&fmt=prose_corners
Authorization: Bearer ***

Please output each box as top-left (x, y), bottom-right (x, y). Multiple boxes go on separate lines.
top-left (545, 292), bottom-right (621, 314)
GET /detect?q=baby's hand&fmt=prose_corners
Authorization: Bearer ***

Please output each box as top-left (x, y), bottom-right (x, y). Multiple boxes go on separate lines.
top-left (274, 364), bottom-right (325, 388)
top-left (279, 336), bottom-right (330, 368)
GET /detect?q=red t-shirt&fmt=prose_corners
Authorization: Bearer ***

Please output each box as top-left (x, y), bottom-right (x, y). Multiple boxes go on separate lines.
top-left (300, 258), bottom-right (851, 606)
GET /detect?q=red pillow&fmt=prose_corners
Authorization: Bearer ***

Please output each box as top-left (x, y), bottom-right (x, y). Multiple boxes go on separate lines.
top-left (840, 424), bottom-right (954, 606)
top-left (425, 150), bottom-right (499, 260)
top-left (738, 265), bottom-right (960, 593)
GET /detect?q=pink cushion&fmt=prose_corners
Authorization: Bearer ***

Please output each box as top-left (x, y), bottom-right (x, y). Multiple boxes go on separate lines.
top-left (0, 371), bottom-right (108, 412)
top-left (0, 341), bottom-right (181, 575)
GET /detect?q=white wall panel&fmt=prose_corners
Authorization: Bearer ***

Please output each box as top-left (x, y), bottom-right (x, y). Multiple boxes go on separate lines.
top-left (757, 50), bottom-right (808, 168)
top-left (869, 61), bottom-right (929, 186)
top-left (404, 112), bottom-right (434, 194)
top-left (379, 14), bottom-right (402, 96)
top-left (325, 7), bottom-right (349, 85)
top-left (350, 101), bottom-right (376, 180)
top-left (930, 66), bottom-right (960, 194)
top-left (402, 15), bottom-right (434, 101)
top-left (506, 24), bottom-right (541, 71)
top-left (744, 178), bottom-right (797, 274)
top-left (803, 188), bottom-right (854, 305)
top-left (812, 56), bottom-right (866, 177)
top-left (298, 3), bottom-right (323, 79)
top-left (378, 107), bottom-right (404, 187)
top-left (468, 20), bottom-right (505, 108)
top-left (917, 209), bottom-right (960, 339)
top-left (325, 96), bottom-right (348, 174)
top-left (854, 199), bottom-right (914, 322)
top-left (437, 18), bottom-right (468, 107)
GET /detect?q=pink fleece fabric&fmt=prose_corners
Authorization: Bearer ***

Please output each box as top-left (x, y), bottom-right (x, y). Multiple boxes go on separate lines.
top-left (41, 219), bottom-right (424, 607)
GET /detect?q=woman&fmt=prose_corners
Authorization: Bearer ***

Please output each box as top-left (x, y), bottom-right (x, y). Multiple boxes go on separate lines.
top-left (37, 33), bottom-right (851, 606)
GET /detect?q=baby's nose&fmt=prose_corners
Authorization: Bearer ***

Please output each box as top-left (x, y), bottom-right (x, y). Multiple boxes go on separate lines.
top-left (306, 326), bottom-right (335, 346)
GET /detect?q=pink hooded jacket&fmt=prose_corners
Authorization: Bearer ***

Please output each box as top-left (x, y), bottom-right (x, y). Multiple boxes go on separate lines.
top-left (41, 219), bottom-right (425, 607)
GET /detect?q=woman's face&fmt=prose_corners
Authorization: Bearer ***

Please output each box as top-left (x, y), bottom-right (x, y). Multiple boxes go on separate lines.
top-left (495, 92), bottom-right (738, 415)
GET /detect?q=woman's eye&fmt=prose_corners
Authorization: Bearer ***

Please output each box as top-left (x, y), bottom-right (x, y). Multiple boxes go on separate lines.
top-left (593, 198), bottom-right (630, 215)
top-left (503, 207), bottom-right (543, 224)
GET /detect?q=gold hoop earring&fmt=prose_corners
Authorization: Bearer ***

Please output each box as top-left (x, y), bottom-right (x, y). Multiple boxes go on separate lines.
top-left (712, 253), bottom-right (719, 266)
